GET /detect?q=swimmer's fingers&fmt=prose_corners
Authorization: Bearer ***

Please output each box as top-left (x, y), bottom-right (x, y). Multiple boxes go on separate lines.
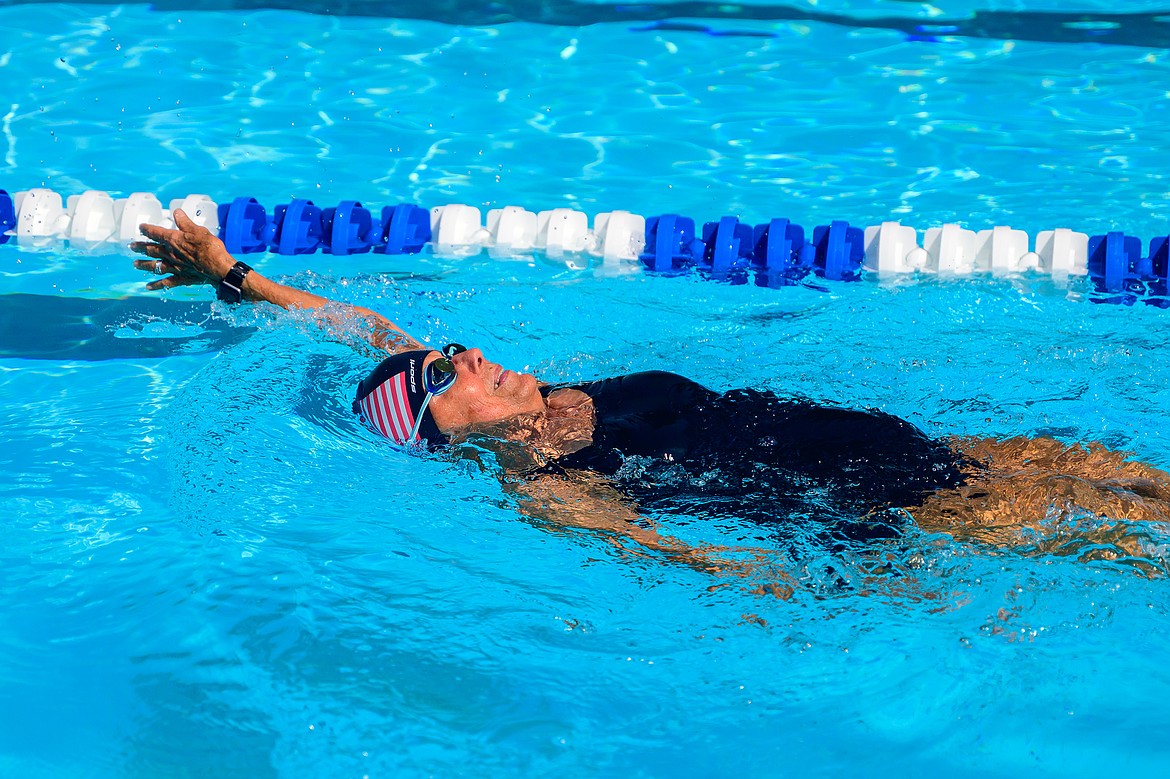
top-left (131, 250), bottom-right (186, 277)
top-left (145, 273), bottom-right (203, 292)
top-left (159, 208), bottom-right (217, 245)
top-left (131, 233), bottom-right (187, 270)
top-left (131, 243), bottom-right (186, 269)
top-left (137, 221), bottom-right (181, 246)
top-left (132, 258), bottom-right (167, 275)
top-left (134, 226), bottom-right (194, 260)
top-left (134, 223), bottom-right (233, 284)
top-left (130, 242), bottom-right (169, 260)
top-left (132, 252), bottom-right (194, 290)
top-left (172, 208), bottom-right (204, 233)
top-left (138, 209), bottom-right (235, 278)
top-left (133, 248), bottom-right (215, 292)
top-left (136, 211), bottom-right (213, 255)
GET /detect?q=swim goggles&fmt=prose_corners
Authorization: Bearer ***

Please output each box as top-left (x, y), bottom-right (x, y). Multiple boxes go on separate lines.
top-left (412, 343), bottom-right (466, 440)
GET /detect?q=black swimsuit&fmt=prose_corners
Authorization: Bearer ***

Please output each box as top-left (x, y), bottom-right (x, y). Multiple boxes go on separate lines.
top-left (542, 371), bottom-right (966, 540)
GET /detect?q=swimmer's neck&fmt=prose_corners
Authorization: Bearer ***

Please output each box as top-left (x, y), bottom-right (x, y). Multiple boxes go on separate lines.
top-left (447, 389), bottom-right (595, 469)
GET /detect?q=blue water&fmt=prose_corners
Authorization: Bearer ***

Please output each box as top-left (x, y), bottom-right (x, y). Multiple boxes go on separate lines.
top-left (2, 2), bottom-right (1170, 777)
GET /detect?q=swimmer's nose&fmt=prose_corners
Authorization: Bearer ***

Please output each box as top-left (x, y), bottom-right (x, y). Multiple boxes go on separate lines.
top-left (454, 347), bottom-right (485, 374)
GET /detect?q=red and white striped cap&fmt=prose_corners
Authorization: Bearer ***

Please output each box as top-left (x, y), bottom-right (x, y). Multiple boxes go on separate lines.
top-left (352, 350), bottom-right (445, 445)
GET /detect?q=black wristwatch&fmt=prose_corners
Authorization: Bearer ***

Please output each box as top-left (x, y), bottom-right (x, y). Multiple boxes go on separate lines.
top-left (217, 261), bottom-right (253, 304)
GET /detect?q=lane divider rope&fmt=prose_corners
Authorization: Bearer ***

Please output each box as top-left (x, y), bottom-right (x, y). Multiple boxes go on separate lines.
top-left (2, 187), bottom-right (1168, 301)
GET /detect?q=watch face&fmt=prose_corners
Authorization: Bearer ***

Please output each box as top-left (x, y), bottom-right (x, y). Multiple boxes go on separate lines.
top-left (217, 263), bottom-right (250, 303)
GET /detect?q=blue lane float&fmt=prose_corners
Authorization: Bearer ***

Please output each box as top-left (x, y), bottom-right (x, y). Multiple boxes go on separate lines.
top-left (699, 216), bottom-right (753, 277)
top-left (751, 218), bottom-right (808, 287)
top-left (640, 214), bottom-right (701, 273)
top-left (1087, 231), bottom-right (1143, 294)
top-left (1151, 236), bottom-right (1170, 286)
top-left (0, 189), bottom-right (14, 246)
top-left (271, 198), bottom-right (324, 255)
top-left (321, 201), bottom-right (375, 255)
top-left (376, 204), bottom-right (431, 255)
top-left (812, 220), bottom-right (865, 282)
top-left (218, 196), bottom-right (269, 255)
top-left (6, 185), bottom-right (1170, 307)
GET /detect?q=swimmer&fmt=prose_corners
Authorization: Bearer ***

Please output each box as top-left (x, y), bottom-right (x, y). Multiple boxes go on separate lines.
top-left (133, 210), bottom-right (1170, 577)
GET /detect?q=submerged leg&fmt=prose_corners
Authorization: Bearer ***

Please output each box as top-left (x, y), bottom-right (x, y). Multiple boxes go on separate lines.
top-left (911, 436), bottom-right (1170, 574)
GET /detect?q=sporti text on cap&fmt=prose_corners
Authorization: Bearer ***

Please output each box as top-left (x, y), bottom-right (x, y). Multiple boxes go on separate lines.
top-left (353, 350), bottom-right (446, 445)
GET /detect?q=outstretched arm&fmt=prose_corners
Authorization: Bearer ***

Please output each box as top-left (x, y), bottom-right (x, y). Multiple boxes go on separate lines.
top-left (447, 396), bottom-right (791, 588)
top-left (507, 469), bottom-right (791, 591)
top-left (131, 208), bottom-right (424, 354)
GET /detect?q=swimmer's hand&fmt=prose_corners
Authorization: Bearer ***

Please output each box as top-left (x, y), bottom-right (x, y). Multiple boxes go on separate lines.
top-left (131, 208), bottom-right (235, 291)
top-left (546, 388), bottom-right (592, 415)
top-left (130, 208), bottom-right (422, 353)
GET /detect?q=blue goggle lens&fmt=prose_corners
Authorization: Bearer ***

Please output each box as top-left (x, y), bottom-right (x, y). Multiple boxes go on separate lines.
top-left (424, 343), bottom-right (466, 395)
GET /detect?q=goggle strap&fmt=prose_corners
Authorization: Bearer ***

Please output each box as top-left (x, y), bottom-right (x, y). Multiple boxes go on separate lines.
top-left (410, 391), bottom-right (435, 442)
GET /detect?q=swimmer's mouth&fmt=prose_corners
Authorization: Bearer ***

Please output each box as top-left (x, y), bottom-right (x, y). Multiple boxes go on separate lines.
top-left (497, 369), bottom-right (510, 389)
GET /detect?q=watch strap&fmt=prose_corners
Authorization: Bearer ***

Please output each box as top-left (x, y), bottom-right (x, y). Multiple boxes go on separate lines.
top-left (217, 261), bottom-right (253, 303)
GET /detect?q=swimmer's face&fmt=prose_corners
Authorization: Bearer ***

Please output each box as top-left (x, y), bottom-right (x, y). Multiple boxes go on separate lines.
top-left (426, 347), bottom-right (545, 431)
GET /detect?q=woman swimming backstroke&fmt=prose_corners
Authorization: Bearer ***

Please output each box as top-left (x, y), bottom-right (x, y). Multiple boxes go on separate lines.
top-left (133, 210), bottom-right (1170, 578)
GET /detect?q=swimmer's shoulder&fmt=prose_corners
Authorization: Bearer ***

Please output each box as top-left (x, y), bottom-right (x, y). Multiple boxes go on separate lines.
top-left (544, 370), bottom-right (717, 413)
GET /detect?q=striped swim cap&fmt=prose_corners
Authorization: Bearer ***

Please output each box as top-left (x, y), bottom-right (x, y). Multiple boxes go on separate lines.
top-left (352, 350), bottom-right (447, 445)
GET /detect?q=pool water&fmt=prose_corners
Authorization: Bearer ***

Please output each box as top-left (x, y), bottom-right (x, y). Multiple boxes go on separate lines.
top-left (2, 2), bottom-right (1170, 777)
